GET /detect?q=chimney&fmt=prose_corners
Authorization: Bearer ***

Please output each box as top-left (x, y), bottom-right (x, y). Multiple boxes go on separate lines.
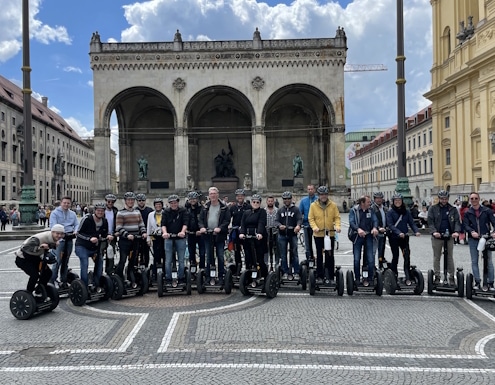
top-left (41, 96), bottom-right (48, 107)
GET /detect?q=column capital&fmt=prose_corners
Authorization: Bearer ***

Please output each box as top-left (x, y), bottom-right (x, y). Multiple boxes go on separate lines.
top-left (94, 127), bottom-right (111, 137)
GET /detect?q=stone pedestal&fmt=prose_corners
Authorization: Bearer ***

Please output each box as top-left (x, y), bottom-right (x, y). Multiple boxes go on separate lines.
top-left (137, 180), bottom-right (149, 193)
top-left (211, 177), bottom-right (239, 194)
top-left (293, 177), bottom-right (304, 193)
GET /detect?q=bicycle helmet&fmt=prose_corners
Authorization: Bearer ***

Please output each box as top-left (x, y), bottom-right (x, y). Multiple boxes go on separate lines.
top-left (391, 193), bottom-right (403, 200)
top-left (281, 191), bottom-right (292, 199)
top-left (188, 191), bottom-right (199, 199)
top-left (437, 190), bottom-right (449, 198)
top-left (153, 197), bottom-right (164, 205)
top-left (123, 191), bottom-right (136, 200)
top-left (373, 191), bottom-right (384, 198)
top-left (168, 194), bottom-right (180, 203)
top-left (317, 186), bottom-right (329, 194)
top-left (136, 193), bottom-right (146, 201)
top-left (105, 193), bottom-right (117, 202)
top-left (251, 194), bottom-right (262, 202)
top-left (94, 202), bottom-right (106, 210)
top-left (235, 188), bottom-right (245, 196)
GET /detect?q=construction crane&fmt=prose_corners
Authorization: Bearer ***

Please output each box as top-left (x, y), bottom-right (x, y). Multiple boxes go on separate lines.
top-left (344, 64), bottom-right (387, 72)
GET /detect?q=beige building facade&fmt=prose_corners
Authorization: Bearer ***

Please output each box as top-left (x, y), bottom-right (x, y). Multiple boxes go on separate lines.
top-left (425, 0), bottom-right (495, 196)
top-left (89, 28), bottom-right (348, 200)
top-left (350, 106), bottom-right (434, 203)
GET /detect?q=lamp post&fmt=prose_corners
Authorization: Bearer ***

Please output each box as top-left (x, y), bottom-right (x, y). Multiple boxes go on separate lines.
top-left (395, 0), bottom-right (412, 205)
top-left (17, 0), bottom-right (40, 228)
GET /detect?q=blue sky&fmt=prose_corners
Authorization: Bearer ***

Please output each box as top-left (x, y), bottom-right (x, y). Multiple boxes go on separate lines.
top-left (0, 0), bottom-right (431, 151)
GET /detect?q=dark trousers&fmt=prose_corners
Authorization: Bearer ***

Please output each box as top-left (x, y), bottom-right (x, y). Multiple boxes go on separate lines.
top-left (314, 236), bottom-right (335, 279)
top-left (244, 237), bottom-right (268, 278)
top-left (188, 233), bottom-right (206, 268)
top-left (389, 236), bottom-right (411, 280)
top-left (16, 255), bottom-right (51, 292)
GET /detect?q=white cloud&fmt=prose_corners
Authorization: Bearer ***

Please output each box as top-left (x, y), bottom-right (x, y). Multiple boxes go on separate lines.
top-left (65, 117), bottom-right (93, 138)
top-left (87, 80), bottom-right (94, 88)
top-left (63, 66), bottom-right (82, 73)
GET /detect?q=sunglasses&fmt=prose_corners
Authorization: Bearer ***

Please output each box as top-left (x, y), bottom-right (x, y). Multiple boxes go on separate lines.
top-left (252, 201), bottom-right (260, 204)
top-left (137, 199), bottom-right (146, 202)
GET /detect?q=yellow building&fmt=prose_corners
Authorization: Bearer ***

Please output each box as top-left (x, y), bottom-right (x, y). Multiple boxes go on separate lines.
top-left (425, 0), bottom-right (495, 196)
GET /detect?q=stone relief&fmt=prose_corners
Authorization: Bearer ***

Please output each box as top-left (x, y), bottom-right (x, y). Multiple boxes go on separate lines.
top-left (173, 78), bottom-right (186, 90)
top-left (252, 76), bottom-right (265, 91)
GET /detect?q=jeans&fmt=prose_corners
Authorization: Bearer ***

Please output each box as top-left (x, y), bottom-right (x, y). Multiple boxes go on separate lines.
top-left (373, 233), bottom-right (387, 264)
top-left (278, 234), bottom-right (300, 274)
top-left (165, 238), bottom-right (186, 281)
top-left (75, 245), bottom-right (103, 287)
top-left (303, 225), bottom-right (314, 258)
top-left (204, 235), bottom-right (226, 278)
top-left (353, 234), bottom-right (374, 281)
top-left (468, 238), bottom-right (494, 284)
top-left (51, 238), bottom-right (74, 283)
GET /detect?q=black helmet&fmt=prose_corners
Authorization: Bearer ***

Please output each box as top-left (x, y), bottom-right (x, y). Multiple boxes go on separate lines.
top-left (105, 193), bottom-right (117, 202)
top-left (124, 192), bottom-right (136, 200)
top-left (235, 188), bottom-right (245, 196)
top-left (317, 186), bottom-right (329, 194)
top-left (136, 193), bottom-right (146, 201)
top-left (188, 191), bottom-right (199, 199)
top-left (392, 193), bottom-right (403, 200)
top-left (94, 202), bottom-right (106, 210)
top-left (153, 197), bottom-right (164, 205)
top-left (251, 194), bottom-right (262, 202)
top-left (281, 191), bottom-right (292, 199)
top-left (373, 191), bottom-right (384, 198)
top-left (168, 194), bottom-right (180, 203)
top-left (438, 190), bottom-right (449, 198)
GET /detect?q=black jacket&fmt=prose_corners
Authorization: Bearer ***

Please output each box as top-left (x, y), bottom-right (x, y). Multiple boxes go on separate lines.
top-left (240, 208), bottom-right (267, 237)
top-left (199, 201), bottom-right (231, 242)
top-left (161, 206), bottom-right (189, 235)
top-left (76, 214), bottom-right (109, 251)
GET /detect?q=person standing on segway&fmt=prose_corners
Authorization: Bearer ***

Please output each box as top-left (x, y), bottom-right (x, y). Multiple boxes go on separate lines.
top-left (426, 190), bottom-right (461, 285)
top-left (161, 195), bottom-right (189, 285)
top-left (463, 191), bottom-right (495, 291)
top-left (239, 194), bottom-right (268, 279)
top-left (264, 195), bottom-right (280, 268)
top-left (104, 193), bottom-right (119, 275)
top-left (386, 194), bottom-right (421, 282)
top-left (49, 196), bottom-right (79, 288)
top-left (230, 189), bottom-right (252, 272)
top-left (75, 202), bottom-right (111, 290)
top-left (308, 185), bottom-right (341, 284)
top-left (299, 184), bottom-right (318, 260)
top-left (15, 225), bottom-right (65, 294)
top-left (115, 192), bottom-right (148, 283)
top-left (348, 195), bottom-right (378, 289)
top-left (136, 194), bottom-right (153, 270)
top-left (371, 192), bottom-right (389, 269)
top-left (276, 191), bottom-right (303, 280)
top-left (186, 191), bottom-right (206, 270)
top-left (147, 197), bottom-right (165, 282)
top-left (199, 187), bottom-right (231, 285)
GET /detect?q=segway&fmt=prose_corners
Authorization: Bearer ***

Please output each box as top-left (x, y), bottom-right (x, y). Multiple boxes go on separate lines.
top-left (157, 234), bottom-right (191, 296)
top-left (225, 226), bottom-right (242, 288)
top-left (277, 227), bottom-right (304, 289)
top-left (466, 234), bottom-right (495, 299)
top-left (10, 254), bottom-right (60, 320)
top-left (383, 235), bottom-right (424, 295)
top-left (309, 232), bottom-right (344, 295)
top-left (69, 243), bottom-right (114, 306)
top-left (186, 230), bottom-right (200, 290)
top-left (346, 237), bottom-right (383, 296)
top-left (197, 229), bottom-right (233, 294)
top-left (266, 226), bottom-right (279, 273)
top-left (427, 231), bottom-right (464, 297)
top-left (56, 232), bottom-right (79, 297)
top-left (238, 234), bottom-right (279, 298)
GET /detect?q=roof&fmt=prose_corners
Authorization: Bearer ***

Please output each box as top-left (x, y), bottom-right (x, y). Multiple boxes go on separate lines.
top-left (345, 129), bottom-right (386, 142)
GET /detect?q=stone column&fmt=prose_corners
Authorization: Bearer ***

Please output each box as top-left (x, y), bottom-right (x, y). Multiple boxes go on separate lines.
top-left (251, 126), bottom-right (267, 192)
top-left (175, 128), bottom-right (189, 191)
top-left (94, 127), bottom-right (111, 197)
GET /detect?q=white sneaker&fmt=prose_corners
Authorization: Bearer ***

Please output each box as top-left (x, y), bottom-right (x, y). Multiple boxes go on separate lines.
top-left (422, 225), bottom-right (425, 229)
top-left (294, 273), bottom-right (300, 280)
top-left (282, 273), bottom-right (288, 280)
top-left (53, 281), bottom-right (60, 289)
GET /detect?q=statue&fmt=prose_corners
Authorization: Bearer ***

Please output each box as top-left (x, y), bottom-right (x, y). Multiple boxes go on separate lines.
top-left (137, 155), bottom-right (148, 180)
top-left (293, 154), bottom-right (303, 177)
top-left (186, 175), bottom-right (195, 191)
top-left (214, 140), bottom-right (236, 178)
top-left (243, 173), bottom-right (252, 191)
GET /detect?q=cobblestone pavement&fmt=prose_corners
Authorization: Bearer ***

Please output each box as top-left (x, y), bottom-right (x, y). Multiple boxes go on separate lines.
top-left (1, 214), bottom-right (495, 384)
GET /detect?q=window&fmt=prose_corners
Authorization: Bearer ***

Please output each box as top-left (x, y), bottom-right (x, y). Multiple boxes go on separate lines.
top-left (12, 117), bottom-right (15, 126)
top-left (446, 149), bottom-right (451, 165)
top-left (423, 132), bottom-right (426, 145)
top-left (418, 135), bottom-right (421, 148)
top-left (408, 140), bottom-right (411, 151)
top-left (430, 157), bottom-right (433, 172)
top-left (429, 129), bottom-right (432, 144)
top-left (424, 159), bottom-right (427, 173)
top-left (1, 142), bottom-right (5, 162)
top-left (418, 161), bottom-right (421, 174)
top-left (444, 116), bottom-right (450, 129)
top-left (413, 138), bottom-right (416, 149)
top-left (1, 112), bottom-right (4, 121)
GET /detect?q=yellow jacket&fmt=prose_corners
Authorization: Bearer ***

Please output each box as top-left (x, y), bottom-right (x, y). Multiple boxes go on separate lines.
top-left (308, 199), bottom-right (341, 237)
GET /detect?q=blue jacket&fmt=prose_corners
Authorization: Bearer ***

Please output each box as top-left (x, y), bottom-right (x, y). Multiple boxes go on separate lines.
top-left (463, 205), bottom-right (495, 236)
top-left (386, 206), bottom-right (419, 238)
top-left (49, 206), bottom-right (79, 233)
top-left (299, 194), bottom-right (318, 225)
top-left (349, 205), bottom-right (378, 233)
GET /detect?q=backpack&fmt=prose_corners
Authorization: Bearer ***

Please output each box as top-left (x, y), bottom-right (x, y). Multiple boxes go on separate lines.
top-left (11, 211), bottom-right (18, 220)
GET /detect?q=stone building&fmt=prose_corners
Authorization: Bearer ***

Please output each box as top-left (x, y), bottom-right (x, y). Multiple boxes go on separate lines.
top-left (350, 106), bottom-right (434, 203)
top-left (0, 75), bottom-right (95, 205)
top-left (425, 0), bottom-right (495, 196)
top-left (89, 28), bottom-right (348, 200)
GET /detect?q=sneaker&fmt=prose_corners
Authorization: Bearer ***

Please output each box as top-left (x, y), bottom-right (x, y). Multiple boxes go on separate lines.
top-left (448, 277), bottom-right (456, 286)
top-left (293, 273), bottom-right (300, 280)
top-left (282, 273), bottom-right (288, 280)
top-left (32, 291), bottom-right (43, 298)
top-left (329, 279), bottom-right (335, 286)
top-left (433, 277), bottom-right (440, 285)
top-left (316, 278), bottom-right (323, 285)
top-left (53, 281), bottom-right (60, 289)
top-left (473, 282), bottom-right (481, 290)
top-left (489, 284), bottom-right (495, 292)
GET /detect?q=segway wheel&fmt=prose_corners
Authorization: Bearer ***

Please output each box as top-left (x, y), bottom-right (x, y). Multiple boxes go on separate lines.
top-left (466, 273), bottom-right (473, 300)
top-left (46, 283), bottom-right (60, 311)
top-left (337, 269), bottom-right (344, 296)
top-left (197, 270), bottom-right (205, 294)
top-left (239, 271), bottom-right (251, 296)
top-left (224, 269), bottom-right (233, 294)
top-left (157, 271), bottom-right (164, 297)
top-left (375, 270), bottom-right (383, 297)
top-left (301, 264), bottom-right (308, 291)
top-left (100, 275), bottom-right (114, 301)
top-left (111, 275), bottom-right (124, 300)
top-left (186, 270), bottom-right (192, 295)
top-left (456, 270), bottom-right (464, 298)
top-left (10, 290), bottom-right (36, 320)
top-left (265, 272), bottom-right (279, 298)
top-left (309, 269), bottom-right (316, 296)
top-left (346, 270), bottom-right (354, 296)
top-left (413, 268), bottom-right (424, 295)
top-left (69, 279), bottom-right (88, 307)
top-left (427, 269), bottom-right (434, 295)
top-left (137, 270), bottom-right (149, 296)
top-left (384, 269), bottom-right (397, 295)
